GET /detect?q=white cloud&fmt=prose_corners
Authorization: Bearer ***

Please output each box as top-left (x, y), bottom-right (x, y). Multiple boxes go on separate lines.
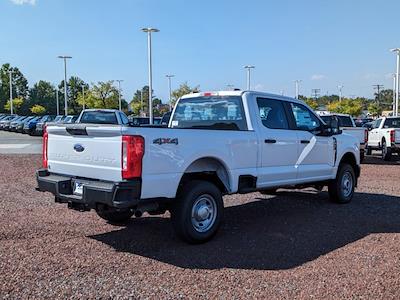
top-left (253, 83), bottom-right (265, 91)
top-left (311, 74), bottom-right (326, 81)
top-left (10, 0), bottom-right (36, 5)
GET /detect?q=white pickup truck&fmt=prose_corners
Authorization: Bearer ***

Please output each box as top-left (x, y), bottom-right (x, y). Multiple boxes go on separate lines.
top-left (319, 113), bottom-right (368, 161)
top-left (37, 91), bottom-right (361, 243)
top-left (366, 116), bottom-right (400, 160)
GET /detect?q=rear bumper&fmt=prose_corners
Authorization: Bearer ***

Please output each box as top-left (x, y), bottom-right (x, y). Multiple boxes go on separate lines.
top-left (36, 169), bottom-right (141, 210)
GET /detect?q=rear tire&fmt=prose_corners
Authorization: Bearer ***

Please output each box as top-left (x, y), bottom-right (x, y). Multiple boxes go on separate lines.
top-left (382, 140), bottom-right (392, 161)
top-left (96, 205), bottom-right (134, 224)
top-left (360, 151), bottom-right (365, 162)
top-left (366, 146), bottom-right (372, 155)
top-left (170, 180), bottom-right (223, 244)
top-left (328, 163), bottom-right (355, 204)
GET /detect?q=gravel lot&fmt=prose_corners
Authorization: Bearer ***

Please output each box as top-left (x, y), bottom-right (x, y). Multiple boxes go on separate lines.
top-left (1, 154), bottom-right (400, 299)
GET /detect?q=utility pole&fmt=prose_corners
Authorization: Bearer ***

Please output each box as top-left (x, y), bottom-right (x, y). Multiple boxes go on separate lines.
top-left (58, 55), bottom-right (72, 115)
top-left (393, 74), bottom-right (397, 115)
top-left (115, 80), bottom-right (123, 110)
top-left (82, 85), bottom-right (85, 110)
top-left (372, 84), bottom-right (384, 106)
top-left (8, 70), bottom-right (13, 114)
top-left (337, 85), bottom-right (344, 102)
top-left (166, 75), bottom-right (174, 111)
top-left (294, 80), bottom-right (302, 99)
top-left (311, 88), bottom-right (320, 100)
top-left (140, 90), bottom-right (143, 116)
top-left (244, 65), bottom-right (255, 90)
top-left (390, 48), bottom-right (400, 116)
top-left (141, 27), bottom-right (159, 124)
top-left (56, 88), bottom-right (59, 115)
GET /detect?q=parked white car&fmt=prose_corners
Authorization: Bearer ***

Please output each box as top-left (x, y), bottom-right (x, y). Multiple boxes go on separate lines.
top-left (319, 113), bottom-right (368, 161)
top-left (366, 116), bottom-right (400, 160)
top-left (37, 91), bottom-right (361, 243)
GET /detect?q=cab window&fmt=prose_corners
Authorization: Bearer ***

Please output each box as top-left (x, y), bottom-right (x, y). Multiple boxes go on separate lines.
top-left (289, 103), bottom-right (321, 131)
top-left (256, 98), bottom-right (289, 129)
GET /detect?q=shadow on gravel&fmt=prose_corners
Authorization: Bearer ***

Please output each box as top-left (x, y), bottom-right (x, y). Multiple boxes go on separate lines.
top-left (90, 191), bottom-right (400, 270)
top-left (362, 154), bottom-right (400, 165)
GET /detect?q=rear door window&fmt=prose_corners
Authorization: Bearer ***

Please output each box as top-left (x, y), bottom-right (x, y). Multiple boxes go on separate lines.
top-left (256, 98), bottom-right (289, 129)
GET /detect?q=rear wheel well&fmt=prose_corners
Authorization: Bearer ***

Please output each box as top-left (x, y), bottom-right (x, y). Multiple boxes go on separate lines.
top-left (178, 172), bottom-right (228, 196)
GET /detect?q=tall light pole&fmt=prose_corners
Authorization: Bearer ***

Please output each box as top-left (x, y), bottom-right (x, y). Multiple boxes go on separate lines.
top-left (244, 65), bottom-right (255, 90)
top-left (8, 70), bottom-right (13, 114)
top-left (166, 74), bottom-right (174, 111)
top-left (294, 80), bottom-right (302, 99)
top-left (55, 87), bottom-right (59, 115)
top-left (82, 85), bottom-right (85, 110)
top-left (58, 55), bottom-right (72, 115)
top-left (115, 80), bottom-right (123, 110)
top-left (337, 85), bottom-right (344, 102)
top-left (142, 27), bottom-right (159, 124)
top-left (393, 74), bottom-right (396, 115)
top-left (391, 48), bottom-right (400, 116)
top-left (140, 90), bottom-right (143, 115)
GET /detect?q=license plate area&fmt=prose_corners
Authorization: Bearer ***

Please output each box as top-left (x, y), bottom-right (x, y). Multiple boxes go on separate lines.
top-left (73, 181), bottom-right (84, 195)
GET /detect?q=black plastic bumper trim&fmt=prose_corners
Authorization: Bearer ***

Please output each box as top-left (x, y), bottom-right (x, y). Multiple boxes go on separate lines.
top-left (36, 169), bottom-right (141, 210)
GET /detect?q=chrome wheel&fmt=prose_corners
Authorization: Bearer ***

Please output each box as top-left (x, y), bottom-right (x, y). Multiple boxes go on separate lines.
top-left (341, 171), bottom-right (353, 198)
top-left (191, 194), bottom-right (217, 233)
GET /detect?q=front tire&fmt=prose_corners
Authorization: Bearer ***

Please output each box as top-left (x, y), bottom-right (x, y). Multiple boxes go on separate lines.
top-left (171, 180), bottom-right (223, 244)
top-left (328, 163), bottom-right (355, 204)
top-left (96, 204), bottom-right (134, 224)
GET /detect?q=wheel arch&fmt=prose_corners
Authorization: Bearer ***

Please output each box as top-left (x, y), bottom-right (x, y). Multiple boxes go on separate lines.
top-left (338, 152), bottom-right (360, 179)
top-left (177, 156), bottom-right (231, 195)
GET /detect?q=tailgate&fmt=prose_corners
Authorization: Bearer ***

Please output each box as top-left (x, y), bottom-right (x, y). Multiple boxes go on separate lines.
top-left (396, 130), bottom-right (400, 143)
top-left (46, 125), bottom-right (123, 182)
top-left (341, 127), bottom-right (365, 143)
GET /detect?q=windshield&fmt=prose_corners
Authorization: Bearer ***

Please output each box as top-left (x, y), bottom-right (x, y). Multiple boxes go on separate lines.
top-left (383, 118), bottom-right (400, 128)
top-left (80, 111), bottom-right (118, 124)
top-left (171, 96), bottom-right (247, 130)
top-left (54, 116), bottom-right (63, 122)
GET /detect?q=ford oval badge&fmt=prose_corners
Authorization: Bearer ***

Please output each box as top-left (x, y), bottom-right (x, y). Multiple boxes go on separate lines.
top-left (73, 144), bottom-right (85, 152)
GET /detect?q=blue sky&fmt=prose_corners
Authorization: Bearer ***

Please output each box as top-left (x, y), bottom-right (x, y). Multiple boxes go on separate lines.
top-left (1, 0), bottom-right (400, 102)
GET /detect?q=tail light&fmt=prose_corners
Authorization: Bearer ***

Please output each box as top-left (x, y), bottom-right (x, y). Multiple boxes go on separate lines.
top-left (390, 130), bottom-right (395, 143)
top-left (364, 129), bottom-right (368, 144)
top-left (122, 135), bottom-right (145, 179)
top-left (42, 128), bottom-right (48, 168)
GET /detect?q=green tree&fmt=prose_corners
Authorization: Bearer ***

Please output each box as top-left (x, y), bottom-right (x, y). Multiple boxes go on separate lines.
top-left (327, 99), bottom-right (363, 116)
top-left (30, 104), bottom-right (46, 115)
top-left (58, 76), bottom-right (89, 114)
top-left (305, 99), bottom-right (318, 110)
top-left (368, 102), bottom-right (382, 117)
top-left (4, 97), bottom-right (24, 113)
top-left (77, 81), bottom-right (120, 109)
top-left (171, 82), bottom-right (200, 107)
top-left (28, 80), bottom-right (57, 115)
top-left (0, 63), bottom-right (29, 113)
top-left (129, 85), bottom-right (162, 116)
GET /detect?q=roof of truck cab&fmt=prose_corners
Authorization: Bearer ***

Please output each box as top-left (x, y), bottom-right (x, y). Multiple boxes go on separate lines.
top-left (180, 90), bottom-right (302, 103)
top-left (81, 109), bottom-right (120, 112)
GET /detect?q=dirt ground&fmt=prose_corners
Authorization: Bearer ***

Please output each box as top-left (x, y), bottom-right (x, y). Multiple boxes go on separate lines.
top-left (1, 154), bottom-right (399, 299)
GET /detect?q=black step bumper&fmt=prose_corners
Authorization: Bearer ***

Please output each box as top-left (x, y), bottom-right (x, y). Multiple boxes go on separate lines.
top-left (36, 169), bottom-right (141, 210)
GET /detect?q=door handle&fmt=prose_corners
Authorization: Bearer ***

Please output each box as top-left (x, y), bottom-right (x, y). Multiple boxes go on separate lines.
top-left (300, 140), bottom-right (310, 144)
top-left (265, 139), bottom-right (277, 144)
